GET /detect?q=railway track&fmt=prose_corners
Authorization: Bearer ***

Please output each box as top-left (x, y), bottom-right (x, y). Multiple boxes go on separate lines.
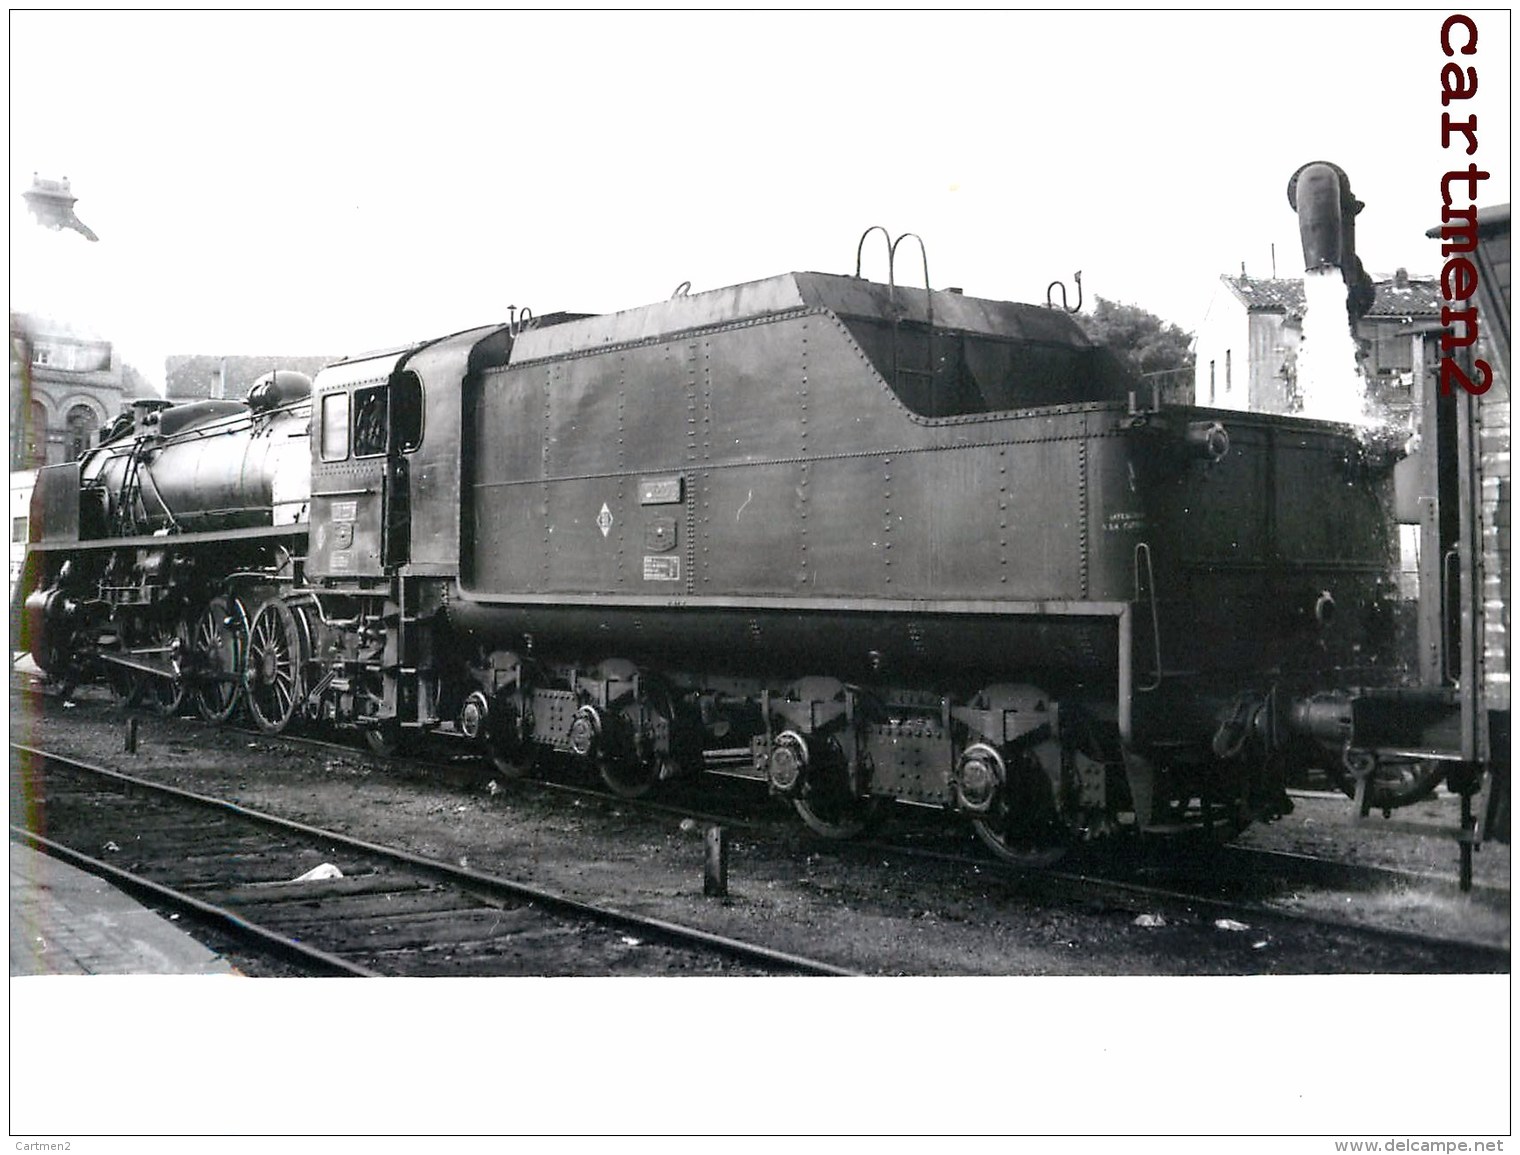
top-left (11, 673), bottom-right (1510, 974)
top-left (11, 744), bottom-right (858, 977)
top-left (810, 831), bottom-right (1512, 963)
top-left (174, 705), bottom-right (1516, 912)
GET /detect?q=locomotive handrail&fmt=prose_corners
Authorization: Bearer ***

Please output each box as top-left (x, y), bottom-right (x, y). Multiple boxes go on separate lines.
top-left (95, 398), bottom-right (310, 454)
top-left (139, 462), bottom-right (182, 534)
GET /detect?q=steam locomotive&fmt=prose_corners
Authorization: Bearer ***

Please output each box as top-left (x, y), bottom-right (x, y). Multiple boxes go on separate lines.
top-left (15, 234), bottom-right (1411, 863)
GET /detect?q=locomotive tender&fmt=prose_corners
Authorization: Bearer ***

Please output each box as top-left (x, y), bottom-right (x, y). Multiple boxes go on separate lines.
top-left (16, 239), bottom-right (1403, 862)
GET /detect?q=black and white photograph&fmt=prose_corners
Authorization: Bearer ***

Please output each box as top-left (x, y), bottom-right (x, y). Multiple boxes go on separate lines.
top-left (7, 9), bottom-right (1511, 1150)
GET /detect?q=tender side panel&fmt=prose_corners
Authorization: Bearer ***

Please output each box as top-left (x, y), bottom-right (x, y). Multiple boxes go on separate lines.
top-left (468, 308), bottom-right (1090, 604)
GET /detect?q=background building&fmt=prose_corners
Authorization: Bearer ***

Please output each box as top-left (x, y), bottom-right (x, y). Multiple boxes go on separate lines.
top-left (1192, 270), bottom-right (1444, 424)
top-left (8, 311), bottom-right (144, 471)
top-left (11, 468), bottom-right (36, 591)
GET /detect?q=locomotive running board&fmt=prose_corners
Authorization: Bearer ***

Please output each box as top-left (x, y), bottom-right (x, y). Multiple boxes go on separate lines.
top-left (23, 521), bottom-right (309, 553)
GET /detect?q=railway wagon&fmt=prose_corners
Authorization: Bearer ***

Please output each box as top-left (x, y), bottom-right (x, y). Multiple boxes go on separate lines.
top-left (16, 248), bottom-right (1404, 862)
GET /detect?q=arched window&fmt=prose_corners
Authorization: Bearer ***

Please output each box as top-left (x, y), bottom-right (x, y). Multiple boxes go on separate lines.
top-left (16, 400), bottom-right (49, 469)
top-left (65, 404), bottom-right (100, 461)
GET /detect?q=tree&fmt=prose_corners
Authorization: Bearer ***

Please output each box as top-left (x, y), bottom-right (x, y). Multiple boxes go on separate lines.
top-left (1076, 297), bottom-right (1195, 399)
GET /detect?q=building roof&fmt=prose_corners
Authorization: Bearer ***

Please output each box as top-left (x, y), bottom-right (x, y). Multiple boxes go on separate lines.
top-left (1220, 273), bottom-right (1443, 318)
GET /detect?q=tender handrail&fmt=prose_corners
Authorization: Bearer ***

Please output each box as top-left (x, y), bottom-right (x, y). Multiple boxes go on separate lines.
top-left (1046, 270), bottom-right (1083, 313)
top-left (1133, 542), bottom-right (1162, 692)
top-left (854, 225), bottom-right (892, 279)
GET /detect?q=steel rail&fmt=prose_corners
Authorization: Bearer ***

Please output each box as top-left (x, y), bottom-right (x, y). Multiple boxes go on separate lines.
top-left (1219, 843), bottom-right (1509, 907)
top-left (7, 676), bottom-right (1506, 903)
top-left (13, 683), bottom-right (1503, 966)
top-left (831, 836), bottom-right (1511, 965)
top-left (11, 677), bottom-right (1504, 910)
top-left (10, 674), bottom-right (762, 830)
top-left (9, 825), bottom-right (377, 977)
top-left (11, 743), bottom-right (859, 977)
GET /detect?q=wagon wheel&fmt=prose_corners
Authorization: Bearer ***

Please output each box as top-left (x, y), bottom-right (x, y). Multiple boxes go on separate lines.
top-left (142, 617), bottom-right (189, 716)
top-left (970, 748), bottom-right (1070, 867)
top-left (190, 595), bottom-right (247, 722)
top-left (1327, 757), bottom-right (1445, 812)
top-left (245, 599), bottom-right (306, 734)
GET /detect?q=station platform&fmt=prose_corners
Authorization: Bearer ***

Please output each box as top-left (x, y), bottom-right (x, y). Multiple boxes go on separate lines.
top-left (9, 839), bottom-right (239, 976)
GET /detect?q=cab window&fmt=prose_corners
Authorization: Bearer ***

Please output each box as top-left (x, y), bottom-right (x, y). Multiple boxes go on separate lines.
top-left (392, 372), bottom-right (423, 453)
top-left (320, 392), bottom-right (350, 461)
top-left (353, 385), bottom-right (388, 457)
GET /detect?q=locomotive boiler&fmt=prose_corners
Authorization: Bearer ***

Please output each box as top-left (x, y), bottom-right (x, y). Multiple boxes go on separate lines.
top-left (20, 372), bottom-right (313, 714)
top-left (15, 233), bottom-right (1411, 863)
top-left (79, 370), bottom-right (313, 536)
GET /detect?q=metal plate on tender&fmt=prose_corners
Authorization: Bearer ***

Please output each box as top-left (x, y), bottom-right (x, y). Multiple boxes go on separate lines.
top-left (335, 523), bottom-right (353, 549)
top-left (643, 556), bottom-right (681, 581)
top-left (644, 517), bottom-right (677, 552)
top-left (330, 499), bottom-right (358, 522)
top-left (639, 476), bottom-right (683, 505)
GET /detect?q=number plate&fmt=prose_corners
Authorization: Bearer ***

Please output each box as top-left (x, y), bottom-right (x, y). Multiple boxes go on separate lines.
top-left (643, 556), bottom-right (681, 581)
top-left (639, 476), bottom-right (683, 505)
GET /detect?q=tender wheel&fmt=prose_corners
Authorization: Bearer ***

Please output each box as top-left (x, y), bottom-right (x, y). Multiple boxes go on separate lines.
top-left (487, 743), bottom-right (536, 780)
top-left (971, 815), bottom-right (1070, 867)
top-left (786, 731), bottom-right (880, 838)
top-left (793, 793), bottom-right (881, 840)
top-left (362, 721), bottom-right (411, 757)
top-left (590, 703), bottom-right (666, 800)
top-left (598, 748), bottom-right (662, 799)
top-left (464, 690), bottom-right (535, 780)
top-left (970, 748), bottom-right (1070, 867)
top-left (190, 596), bottom-right (246, 722)
top-left (245, 599), bottom-right (306, 734)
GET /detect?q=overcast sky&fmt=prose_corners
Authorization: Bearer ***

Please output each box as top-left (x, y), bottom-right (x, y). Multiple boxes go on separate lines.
top-left (10, 11), bottom-right (1511, 390)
